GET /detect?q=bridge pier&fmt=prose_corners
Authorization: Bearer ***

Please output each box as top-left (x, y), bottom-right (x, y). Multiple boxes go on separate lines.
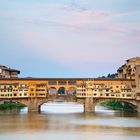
top-left (84, 97), bottom-right (94, 112)
top-left (136, 101), bottom-right (140, 113)
top-left (27, 97), bottom-right (47, 112)
top-left (27, 98), bottom-right (40, 112)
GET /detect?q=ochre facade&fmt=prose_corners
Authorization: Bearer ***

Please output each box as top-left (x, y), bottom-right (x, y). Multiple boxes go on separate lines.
top-left (0, 78), bottom-right (140, 112)
top-left (0, 59), bottom-right (140, 112)
top-left (117, 57), bottom-right (140, 79)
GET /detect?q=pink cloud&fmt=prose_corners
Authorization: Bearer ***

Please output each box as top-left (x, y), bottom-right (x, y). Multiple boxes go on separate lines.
top-left (63, 10), bottom-right (110, 26)
top-left (4, 3), bottom-right (139, 70)
top-left (125, 32), bottom-right (140, 42)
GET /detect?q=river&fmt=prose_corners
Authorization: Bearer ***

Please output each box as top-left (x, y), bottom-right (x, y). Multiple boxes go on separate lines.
top-left (0, 103), bottom-right (140, 140)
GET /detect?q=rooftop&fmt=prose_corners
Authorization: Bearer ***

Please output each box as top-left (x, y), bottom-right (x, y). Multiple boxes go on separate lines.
top-left (0, 65), bottom-right (20, 74)
top-left (126, 57), bottom-right (140, 63)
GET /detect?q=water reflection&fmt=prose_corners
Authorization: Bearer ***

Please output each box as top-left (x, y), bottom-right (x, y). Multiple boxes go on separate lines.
top-left (41, 102), bottom-right (84, 114)
top-left (0, 103), bottom-right (140, 140)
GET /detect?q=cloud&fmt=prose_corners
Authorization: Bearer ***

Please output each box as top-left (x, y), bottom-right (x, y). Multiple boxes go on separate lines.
top-left (62, 10), bottom-right (110, 27)
top-left (1, 2), bottom-right (140, 73)
top-left (124, 31), bottom-right (140, 42)
top-left (20, 27), bottom-right (126, 70)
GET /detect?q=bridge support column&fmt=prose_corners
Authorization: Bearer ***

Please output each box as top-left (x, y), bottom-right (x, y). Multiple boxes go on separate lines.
top-left (27, 98), bottom-right (40, 112)
top-left (136, 101), bottom-right (140, 113)
top-left (84, 97), bottom-right (94, 112)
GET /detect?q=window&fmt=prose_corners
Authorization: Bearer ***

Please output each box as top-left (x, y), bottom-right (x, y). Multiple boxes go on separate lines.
top-left (58, 81), bottom-right (66, 85)
top-left (127, 94), bottom-right (131, 97)
top-left (48, 81), bottom-right (57, 85)
top-left (106, 89), bottom-right (109, 92)
top-left (68, 80), bottom-right (76, 85)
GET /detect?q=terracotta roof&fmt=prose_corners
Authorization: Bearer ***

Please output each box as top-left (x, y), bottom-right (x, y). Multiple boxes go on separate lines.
top-left (0, 65), bottom-right (20, 74)
top-left (126, 57), bottom-right (140, 63)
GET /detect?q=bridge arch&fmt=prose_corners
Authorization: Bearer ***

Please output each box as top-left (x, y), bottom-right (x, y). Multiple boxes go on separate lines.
top-left (58, 87), bottom-right (66, 95)
top-left (92, 98), bottom-right (137, 111)
top-left (67, 87), bottom-right (76, 95)
top-left (48, 87), bottom-right (57, 95)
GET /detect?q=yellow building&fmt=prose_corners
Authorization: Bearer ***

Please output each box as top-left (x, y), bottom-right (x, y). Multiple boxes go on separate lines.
top-left (76, 78), bottom-right (136, 99)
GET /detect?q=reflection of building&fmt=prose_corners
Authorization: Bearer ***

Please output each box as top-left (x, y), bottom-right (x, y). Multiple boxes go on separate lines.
top-left (117, 57), bottom-right (140, 79)
top-left (0, 65), bottom-right (20, 78)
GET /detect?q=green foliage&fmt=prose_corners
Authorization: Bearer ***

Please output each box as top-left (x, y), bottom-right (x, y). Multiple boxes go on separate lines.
top-left (0, 103), bottom-right (26, 110)
top-left (100, 100), bottom-right (136, 112)
top-left (98, 73), bottom-right (117, 78)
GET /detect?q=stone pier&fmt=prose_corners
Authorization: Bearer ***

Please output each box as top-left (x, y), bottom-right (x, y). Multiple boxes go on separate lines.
top-left (135, 65), bottom-right (140, 94)
top-left (84, 97), bottom-right (94, 112)
top-left (27, 98), bottom-right (47, 112)
top-left (135, 65), bottom-right (140, 112)
top-left (136, 101), bottom-right (140, 113)
top-left (27, 98), bottom-right (39, 112)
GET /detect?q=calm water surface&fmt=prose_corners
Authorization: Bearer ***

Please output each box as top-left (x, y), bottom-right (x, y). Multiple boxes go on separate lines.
top-left (0, 103), bottom-right (140, 140)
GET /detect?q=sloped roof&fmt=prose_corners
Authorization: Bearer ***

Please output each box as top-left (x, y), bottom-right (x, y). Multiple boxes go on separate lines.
top-left (126, 57), bottom-right (140, 63)
top-left (0, 65), bottom-right (20, 74)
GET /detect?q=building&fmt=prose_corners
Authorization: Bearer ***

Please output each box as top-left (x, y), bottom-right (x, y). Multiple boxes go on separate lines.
top-left (0, 57), bottom-right (140, 100)
top-left (0, 65), bottom-right (20, 78)
top-left (0, 78), bottom-right (136, 99)
top-left (117, 57), bottom-right (140, 79)
top-left (76, 78), bottom-right (136, 99)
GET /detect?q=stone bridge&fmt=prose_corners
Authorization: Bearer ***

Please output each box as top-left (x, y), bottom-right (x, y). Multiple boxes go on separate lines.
top-left (0, 95), bottom-right (77, 112)
top-left (1, 96), bottom-right (140, 112)
top-left (0, 64), bottom-right (140, 113)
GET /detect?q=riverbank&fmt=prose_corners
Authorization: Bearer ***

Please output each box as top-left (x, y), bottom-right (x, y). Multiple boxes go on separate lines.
top-left (100, 100), bottom-right (136, 112)
top-left (0, 103), bottom-right (26, 110)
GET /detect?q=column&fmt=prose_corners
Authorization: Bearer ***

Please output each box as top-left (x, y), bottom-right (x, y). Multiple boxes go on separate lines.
top-left (28, 98), bottom-right (39, 112)
top-left (135, 65), bottom-right (140, 100)
top-left (136, 101), bottom-right (140, 112)
top-left (84, 97), bottom-right (94, 112)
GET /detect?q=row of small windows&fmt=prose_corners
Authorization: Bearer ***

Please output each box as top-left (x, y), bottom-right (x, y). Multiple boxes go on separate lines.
top-left (78, 85), bottom-right (130, 88)
top-left (36, 89), bottom-right (46, 91)
top-left (0, 89), bottom-right (12, 92)
top-left (77, 89), bottom-right (110, 92)
top-left (36, 85), bottom-right (46, 88)
top-left (48, 81), bottom-right (76, 85)
top-left (37, 93), bottom-right (46, 96)
top-left (77, 93), bottom-right (132, 97)
top-left (0, 93), bottom-right (46, 97)
top-left (0, 93), bottom-right (17, 96)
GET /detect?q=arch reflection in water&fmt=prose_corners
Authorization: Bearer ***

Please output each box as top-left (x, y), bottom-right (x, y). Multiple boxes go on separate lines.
top-left (41, 102), bottom-right (84, 114)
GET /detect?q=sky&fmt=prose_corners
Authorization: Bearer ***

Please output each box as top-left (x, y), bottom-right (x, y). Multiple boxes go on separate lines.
top-left (0, 0), bottom-right (140, 78)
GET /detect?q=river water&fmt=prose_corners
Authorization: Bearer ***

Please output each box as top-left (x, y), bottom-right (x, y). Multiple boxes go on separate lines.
top-left (0, 103), bottom-right (140, 140)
